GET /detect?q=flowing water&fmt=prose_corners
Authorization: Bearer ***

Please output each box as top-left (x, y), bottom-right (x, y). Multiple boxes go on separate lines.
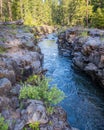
top-left (39, 34), bottom-right (104, 130)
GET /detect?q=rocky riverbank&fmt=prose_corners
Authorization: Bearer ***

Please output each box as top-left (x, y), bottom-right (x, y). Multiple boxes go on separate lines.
top-left (0, 25), bottom-right (77, 130)
top-left (57, 27), bottom-right (104, 88)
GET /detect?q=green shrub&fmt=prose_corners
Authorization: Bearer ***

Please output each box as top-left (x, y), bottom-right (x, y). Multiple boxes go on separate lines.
top-left (26, 75), bottom-right (41, 85)
top-left (46, 106), bottom-right (54, 115)
top-left (29, 122), bottom-right (40, 130)
top-left (19, 84), bottom-right (40, 100)
top-left (0, 114), bottom-right (8, 130)
top-left (19, 75), bottom-right (65, 106)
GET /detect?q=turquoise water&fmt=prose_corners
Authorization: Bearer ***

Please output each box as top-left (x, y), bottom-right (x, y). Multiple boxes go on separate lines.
top-left (39, 34), bottom-right (104, 130)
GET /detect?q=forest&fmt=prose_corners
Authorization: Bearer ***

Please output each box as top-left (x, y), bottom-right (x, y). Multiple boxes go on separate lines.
top-left (0, 0), bottom-right (104, 28)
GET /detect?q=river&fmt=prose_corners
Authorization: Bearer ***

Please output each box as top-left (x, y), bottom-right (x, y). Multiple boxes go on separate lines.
top-left (39, 34), bottom-right (104, 130)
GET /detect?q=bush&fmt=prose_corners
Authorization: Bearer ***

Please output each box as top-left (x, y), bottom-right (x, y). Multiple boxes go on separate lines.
top-left (19, 75), bottom-right (65, 106)
top-left (0, 114), bottom-right (8, 130)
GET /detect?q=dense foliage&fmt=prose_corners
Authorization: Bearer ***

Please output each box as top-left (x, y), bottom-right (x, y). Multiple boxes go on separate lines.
top-left (19, 75), bottom-right (65, 106)
top-left (0, 0), bottom-right (104, 28)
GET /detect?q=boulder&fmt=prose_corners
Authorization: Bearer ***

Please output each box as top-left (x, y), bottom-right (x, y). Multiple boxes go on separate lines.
top-left (10, 84), bottom-right (22, 96)
top-left (0, 96), bottom-right (10, 111)
top-left (73, 56), bottom-right (85, 70)
top-left (84, 63), bottom-right (98, 72)
top-left (0, 69), bottom-right (16, 83)
top-left (0, 50), bottom-right (43, 82)
top-left (21, 100), bottom-right (48, 125)
top-left (0, 78), bottom-right (11, 95)
top-left (82, 37), bottom-right (100, 56)
top-left (47, 107), bottom-right (72, 130)
top-left (88, 29), bottom-right (104, 37)
top-left (32, 60), bottom-right (42, 73)
top-left (14, 120), bottom-right (25, 130)
top-left (88, 51), bottom-right (100, 66)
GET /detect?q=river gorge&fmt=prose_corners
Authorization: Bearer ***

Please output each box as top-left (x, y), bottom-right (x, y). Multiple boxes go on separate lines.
top-left (0, 26), bottom-right (104, 130)
top-left (39, 33), bottom-right (104, 130)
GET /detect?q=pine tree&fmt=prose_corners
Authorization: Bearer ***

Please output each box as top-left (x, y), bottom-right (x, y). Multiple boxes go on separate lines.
top-left (92, 8), bottom-right (104, 28)
top-left (0, 0), bottom-right (103, 28)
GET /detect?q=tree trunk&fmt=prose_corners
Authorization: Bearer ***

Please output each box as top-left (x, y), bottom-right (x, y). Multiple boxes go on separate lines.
top-left (20, 0), bottom-right (23, 19)
top-left (0, 0), bottom-right (2, 20)
top-left (86, 0), bottom-right (88, 27)
top-left (8, 0), bottom-right (12, 21)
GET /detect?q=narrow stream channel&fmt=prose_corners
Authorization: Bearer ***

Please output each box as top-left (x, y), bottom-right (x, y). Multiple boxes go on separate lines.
top-left (39, 34), bottom-right (104, 130)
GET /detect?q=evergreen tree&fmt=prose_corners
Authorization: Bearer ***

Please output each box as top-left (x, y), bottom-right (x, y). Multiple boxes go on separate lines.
top-left (91, 0), bottom-right (104, 12)
top-left (92, 8), bottom-right (104, 28)
top-left (0, 0), bottom-right (103, 28)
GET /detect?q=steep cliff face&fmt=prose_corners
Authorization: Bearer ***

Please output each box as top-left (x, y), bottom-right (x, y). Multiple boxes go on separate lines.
top-left (0, 26), bottom-right (43, 83)
top-left (57, 28), bottom-right (104, 88)
top-left (0, 26), bottom-right (76, 130)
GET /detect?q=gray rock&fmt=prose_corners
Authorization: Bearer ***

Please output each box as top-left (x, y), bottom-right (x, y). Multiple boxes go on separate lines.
top-left (57, 28), bottom-right (104, 87)
top-left (73, 56), bottom-right (85, 70)
top-left (10, 84), bottom-right (22, 96)
top-left (0, 69), bottom-right (16, 83)
top-left (32, 60), bottom-right (42, 73)
top-left (84, 63), bottom-right (98, 72)
top-left (14, 120), bottom-right (25, 130)
top-left (85, 37), bottom-right (100, 47)
top-left (0, 96), bottom-right (10, 111)
top-left (88, 29), bottom-right (104, 37)
top-left (0, 78), bottom-right (11, 95)
top-left (22, 100), bottom-right (48, 124)
top-left (88, 51), bottom-right (100, 66)
top-left (11, 96), bottom-right (20, 109)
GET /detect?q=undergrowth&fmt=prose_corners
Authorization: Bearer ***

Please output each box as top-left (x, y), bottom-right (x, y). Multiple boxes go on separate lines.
top-left (19, 75), bottom-right (65, 106)
top-left (0, 114), bottom-right (8, 130)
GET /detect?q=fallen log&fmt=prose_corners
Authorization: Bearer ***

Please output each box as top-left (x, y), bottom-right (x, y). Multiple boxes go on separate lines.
top-left (0, 19), bottom-right (24, 25)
